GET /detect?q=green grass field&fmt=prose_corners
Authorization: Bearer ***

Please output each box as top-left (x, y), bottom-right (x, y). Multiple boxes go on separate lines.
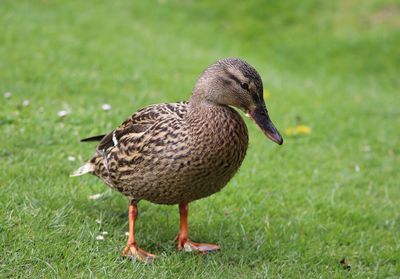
top-left (1, 0), bottom-right (399, 277)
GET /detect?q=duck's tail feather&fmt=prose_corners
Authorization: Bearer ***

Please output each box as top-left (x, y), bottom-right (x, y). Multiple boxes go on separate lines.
top-left (70, 162), bottom-right (95, 177)
top-left (80, 134), bottom-right (106, 142)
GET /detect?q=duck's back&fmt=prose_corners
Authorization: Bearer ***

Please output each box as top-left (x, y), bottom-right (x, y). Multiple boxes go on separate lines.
top-left (90, 102), bottom-right (248, 205)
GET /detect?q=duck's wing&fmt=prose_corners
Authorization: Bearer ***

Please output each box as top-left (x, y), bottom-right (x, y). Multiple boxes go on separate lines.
top-left (89, 102), bottom-right (188, 152)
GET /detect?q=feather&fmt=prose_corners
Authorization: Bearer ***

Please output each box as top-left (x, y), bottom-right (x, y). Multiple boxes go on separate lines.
top-left (95, 102), bottom-right (188, 152)
top-left (70, 163), bottom-right (94, 177)
top-left (80, 135), bottom-right (106, 142)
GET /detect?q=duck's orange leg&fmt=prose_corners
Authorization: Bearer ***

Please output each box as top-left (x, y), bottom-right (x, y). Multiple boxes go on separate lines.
top-left (122, 201), bottom-right (156, 263)
top-left (175, 203), bottom-right (220, 253)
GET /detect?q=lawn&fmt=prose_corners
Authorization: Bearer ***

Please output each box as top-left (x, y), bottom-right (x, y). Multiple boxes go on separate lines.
top-left (1, 0), bottom-right (399, 278)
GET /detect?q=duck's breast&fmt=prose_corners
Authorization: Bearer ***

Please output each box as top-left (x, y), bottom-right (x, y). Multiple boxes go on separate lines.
top-left (181, 105), bottom-right (249, 201)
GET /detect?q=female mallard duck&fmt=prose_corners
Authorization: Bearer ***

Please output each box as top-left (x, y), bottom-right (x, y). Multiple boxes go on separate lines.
top-left (72, 58), bottom-right (283, 262)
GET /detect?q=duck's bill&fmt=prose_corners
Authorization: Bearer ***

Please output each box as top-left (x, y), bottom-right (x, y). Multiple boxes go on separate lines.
top-left (249, 106), bottom-right (283, 145)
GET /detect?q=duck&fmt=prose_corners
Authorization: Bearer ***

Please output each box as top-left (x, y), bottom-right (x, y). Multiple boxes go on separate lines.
top-left (72, 58), bottom-right (283, 262)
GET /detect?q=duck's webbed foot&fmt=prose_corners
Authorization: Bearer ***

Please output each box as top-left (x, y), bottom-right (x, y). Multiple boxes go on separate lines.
top-left (176, 236), bottom-right (220, 253)
top-left (122, 243), bottom-right (156, 263)
top-left (175, 203), bottom-right (220, 254)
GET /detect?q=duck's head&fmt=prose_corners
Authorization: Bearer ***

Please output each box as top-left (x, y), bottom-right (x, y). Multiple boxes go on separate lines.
top-left (191, 58), bottom-right (283, 145)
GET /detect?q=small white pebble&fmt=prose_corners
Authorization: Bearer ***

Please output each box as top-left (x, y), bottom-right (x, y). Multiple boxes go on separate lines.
top-left (102, 231), bottom-right (108, 235)
top-left (102, 104), bottom-right (112, 111)
top-left (67, 156), bottom-right (76, 162)
top-left (57, 110), bottom-right (69, 118)
top-left (89, 193), bottom-right (103, 200)
top-left (4, 92), bottom-right (12, 98)
top-left (95, 219), bottom-right (102, 224)
top-left (22, 99), bottom-right (30, 107)
top-left (355, 165), bottom-right (360, 172)
top-left (96, 235), bottom-right (105, 241)
top-left (125, 232), bottom-right (129, 236)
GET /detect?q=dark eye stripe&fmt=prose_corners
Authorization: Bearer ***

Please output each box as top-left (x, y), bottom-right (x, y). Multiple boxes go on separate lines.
top-left (226, 72), bottom-right (242, 85)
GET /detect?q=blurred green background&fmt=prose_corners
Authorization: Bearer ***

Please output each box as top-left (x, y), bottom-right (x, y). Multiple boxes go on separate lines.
top-left (1, 0), bottom-right (399, 277)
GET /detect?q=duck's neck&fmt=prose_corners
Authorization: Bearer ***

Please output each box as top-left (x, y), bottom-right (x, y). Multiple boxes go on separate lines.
top-left (187, 93), bottom-right (247, 137)
top-left (187, 84), bottom-right (245, 125)
top-left (187, 90), bottom-right (222, 121)
top-left (189, 84), bottom-right (210, 104)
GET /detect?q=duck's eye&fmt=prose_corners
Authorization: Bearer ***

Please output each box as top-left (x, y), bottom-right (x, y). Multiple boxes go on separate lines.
top-left (241, 83), bottom-right (249, 90)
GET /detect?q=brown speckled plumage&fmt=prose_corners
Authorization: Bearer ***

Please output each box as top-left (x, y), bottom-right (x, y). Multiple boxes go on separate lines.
top-left (73, 58), bottom-right (283, 261)
top-left (90, 101), bottom-right (248, 204)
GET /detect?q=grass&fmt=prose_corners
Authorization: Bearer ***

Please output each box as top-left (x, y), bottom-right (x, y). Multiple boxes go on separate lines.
top-left (1, 0), bottom-right (399, 277)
